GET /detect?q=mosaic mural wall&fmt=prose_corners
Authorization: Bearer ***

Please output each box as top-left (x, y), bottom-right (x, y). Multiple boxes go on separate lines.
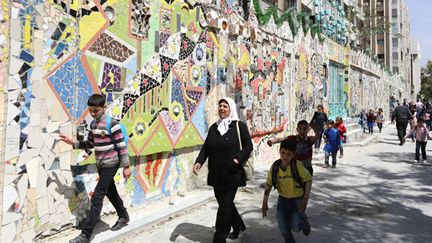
top-left (0, 1), bottom-right (402, 241)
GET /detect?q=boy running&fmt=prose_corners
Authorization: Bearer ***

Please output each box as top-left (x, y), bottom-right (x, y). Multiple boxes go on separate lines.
top-left (262, 139), bottom-right (312, 243)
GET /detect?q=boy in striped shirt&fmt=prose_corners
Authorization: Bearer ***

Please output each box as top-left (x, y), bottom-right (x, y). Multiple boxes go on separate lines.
top-left (60, 94), bottom-right (131, 243)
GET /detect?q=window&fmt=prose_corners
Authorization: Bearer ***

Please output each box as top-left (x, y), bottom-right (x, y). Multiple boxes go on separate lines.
top-left (393, 52), bottom-right (398, 60)
top-left (392, 22), bottom-right (398, 33)
top-left (392, 0), bottom-right (398, 4)
top-left (392, 9), bottom-right (398, 18)
top-left (393, 67), bottom-right (399, 73)
top-left (377, 39), bottom-right (384, 45)
top-left (392, 38), bottom-right (398, 48)
top-left (284, 0), bottom-right (296, 9)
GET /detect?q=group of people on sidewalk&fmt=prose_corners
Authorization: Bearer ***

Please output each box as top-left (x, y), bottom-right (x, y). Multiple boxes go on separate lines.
top-left (58, 93), bottom-right (430, 243)
top-left (392, 99), bottom-right (432, 164)
top-left (358, 108), bottom-right (386, 134)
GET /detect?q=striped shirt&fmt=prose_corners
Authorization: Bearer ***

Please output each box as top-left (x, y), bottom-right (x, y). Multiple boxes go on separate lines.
top-left (75, 114), bottom-right (130, 168)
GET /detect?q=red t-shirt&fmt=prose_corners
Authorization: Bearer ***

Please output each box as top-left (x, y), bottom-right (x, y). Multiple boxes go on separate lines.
top-left (286, 135), bottom-right (314, 162)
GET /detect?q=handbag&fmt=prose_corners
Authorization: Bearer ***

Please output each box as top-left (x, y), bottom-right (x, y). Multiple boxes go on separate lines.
top-left (236, 121), bottom-right (254, 181)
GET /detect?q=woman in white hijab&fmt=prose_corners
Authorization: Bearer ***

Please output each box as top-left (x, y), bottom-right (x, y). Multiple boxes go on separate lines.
top-left (193, 97), bottom-right (253, 242)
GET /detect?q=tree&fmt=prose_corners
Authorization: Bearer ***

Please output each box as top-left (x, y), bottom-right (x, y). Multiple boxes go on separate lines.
top-left (420, 60), bottom-right (432, 101)
top-left (357, 8), bottom-right (391, 49)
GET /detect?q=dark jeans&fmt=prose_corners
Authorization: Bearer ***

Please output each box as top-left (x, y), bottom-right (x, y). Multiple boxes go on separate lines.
top-left (377, 123), bottom-right (383, 132)
top-left (213, 187), bottom-right (245, 243)
top-left (82, 165), bottom-right (128, 239)
top-left (277, 196), bottom-right (307, 243)
top-left (396, 120), bottom-right (408, 143)
top-left (415, 141), bottom-right (427, 160)
top-left (368, 122), bottom-right (374, 134)
top-left (325, 151), bottom-right (337, 167)
top-left (314, 131), bottom-right (323, 149)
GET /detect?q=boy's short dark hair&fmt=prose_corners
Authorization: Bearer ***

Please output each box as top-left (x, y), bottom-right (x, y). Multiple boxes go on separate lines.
top-left (87, 94), bottom-right (106, 107)
top-left (280, 139), bottom-right (297, 152)
top-left (297, 120), bottom-right (309, 127)
top-left (418, 117), bottom-right (425, 123)
top-left (327, 119), bottom-right (335, 125)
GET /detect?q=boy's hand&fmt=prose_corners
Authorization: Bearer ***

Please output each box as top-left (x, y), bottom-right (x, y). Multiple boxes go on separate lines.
top-left (299, 202), bottom-right (307, 212)
top-left (262, 202), bottom-right (269, 217)
top-left (59, 134), bottom-right (76, 145)
top-left (123, 167), bottom-right (131, 180)
top-left (193, 163), bottom-right (201, 175)
top-left (267, 139), bottom-right (274, 147)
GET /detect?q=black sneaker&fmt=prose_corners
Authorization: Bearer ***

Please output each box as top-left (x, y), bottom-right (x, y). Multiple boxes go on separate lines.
top-left (302, 215), bottom-right (311, 236)
top-left (111, 217), bottom-right (129, 231)
top-left (69, 233), bottom-right (89, 243)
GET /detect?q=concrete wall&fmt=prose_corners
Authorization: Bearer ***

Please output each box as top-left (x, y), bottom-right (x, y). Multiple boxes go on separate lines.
top-left (0, 1), bottom-right (404, 242)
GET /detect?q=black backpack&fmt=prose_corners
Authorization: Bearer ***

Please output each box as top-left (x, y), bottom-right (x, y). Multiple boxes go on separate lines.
top-left (271, 159), bottom-right (304, 193)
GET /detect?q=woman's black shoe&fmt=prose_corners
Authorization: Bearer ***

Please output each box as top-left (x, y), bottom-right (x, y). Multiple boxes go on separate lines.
top-left (227, 231), bottom-right (240, 240)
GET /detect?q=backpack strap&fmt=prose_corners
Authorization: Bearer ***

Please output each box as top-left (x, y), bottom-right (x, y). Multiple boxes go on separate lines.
top-left (290, 160), bottom-right (305, 194)
top-left (105, 116), bottom-right (120, 153)
top-left (271, 160), bottom-right (281, 189)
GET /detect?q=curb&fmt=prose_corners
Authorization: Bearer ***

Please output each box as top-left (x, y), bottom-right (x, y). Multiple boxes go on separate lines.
top-left (92, 191), bottom-right (214, 243)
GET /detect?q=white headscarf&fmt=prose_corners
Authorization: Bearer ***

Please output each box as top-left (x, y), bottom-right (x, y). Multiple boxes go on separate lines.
top-left (217, 97), bottom-right (239, 136)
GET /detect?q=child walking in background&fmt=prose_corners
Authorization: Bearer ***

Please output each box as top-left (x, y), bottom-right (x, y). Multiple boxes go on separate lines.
top-left (323, 120), bottom-right (341, 168)
top-left (358, 110), bottom-right (367, 134)
top-left (404, 118), bottom-right (432, 164)
top-left (262, 140), bottom-right (312, 243)
top-left (376, 108), bottom-right (385, 133)
top-left (367, 109), bottom-right (376, 134)
top-left (335, 117), bottom-right (346, 159)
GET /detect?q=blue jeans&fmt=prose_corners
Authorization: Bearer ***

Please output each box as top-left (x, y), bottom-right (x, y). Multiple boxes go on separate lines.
top-left (277, 196), bottom-right (306, 243)
top-left (325, 151), bottom-right (337, 167)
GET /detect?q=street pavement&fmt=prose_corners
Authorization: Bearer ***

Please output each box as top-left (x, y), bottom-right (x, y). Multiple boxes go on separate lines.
top-left (116, 125), bottom-right (432, 243)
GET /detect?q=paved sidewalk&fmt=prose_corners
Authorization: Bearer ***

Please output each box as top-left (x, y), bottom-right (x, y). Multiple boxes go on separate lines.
top-left (39, 125), bottom-right (432, 242)
top-left (116, 125), bottom-right (432, 242)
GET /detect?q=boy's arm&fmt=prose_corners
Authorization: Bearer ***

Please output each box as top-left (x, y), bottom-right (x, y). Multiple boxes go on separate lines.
top-left (262, 184), bottom-right (272, 217)
top-left (267, 136), bottom-right (288, 146)
top-left (299, 181), bottom-right (312, 212)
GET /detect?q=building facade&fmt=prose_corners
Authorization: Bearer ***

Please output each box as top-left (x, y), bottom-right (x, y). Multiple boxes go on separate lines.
top-left (0, 0), bottom-right (414, 242)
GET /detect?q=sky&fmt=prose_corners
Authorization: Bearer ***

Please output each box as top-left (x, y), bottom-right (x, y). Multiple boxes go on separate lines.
top-left (406, 0), bottom-right (432, 67)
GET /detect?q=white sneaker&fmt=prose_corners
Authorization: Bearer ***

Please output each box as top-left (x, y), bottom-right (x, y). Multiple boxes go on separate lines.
top-left (414, 160), bottom-right (420, 164)
top-left (422, 159), bottom-right (428, 164)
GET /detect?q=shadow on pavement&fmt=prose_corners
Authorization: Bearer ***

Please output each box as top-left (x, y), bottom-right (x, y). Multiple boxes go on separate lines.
top-left (169, 223), bottom-right (214, 243)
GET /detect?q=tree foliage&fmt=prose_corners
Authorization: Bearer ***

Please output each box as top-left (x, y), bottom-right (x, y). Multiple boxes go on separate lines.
top-left (420, 60), bottom-right (432, 101)
top-left (358, 8), bottom-right (390, 47)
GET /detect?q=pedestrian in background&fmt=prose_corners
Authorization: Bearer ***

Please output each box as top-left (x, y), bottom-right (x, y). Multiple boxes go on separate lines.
top-left (392, 101), bottom-right (412, 145)
top-left (193, 97), bottom-right (253, 242)
top-left (376, 108), bottom-right (385, 133)
top-left (409, 107), bottom-right (418, 143)
top-left (335, 117), bottom-right (346, 159)
top-left (267, 120), bottom-right (316, 176)
top-left (310, 105), bottom-right (328, 152)
top-left (358, 109), bottom-right (367, 133)
top-left (367, 109), bottom-right (376, 134)
top-left (262, 139), bottom-right (312, 243)
top-left (404, 118), bottom-right (432, 164)
top-left (323, 120), bottom-right (341, 168)
top-left (60, 94), bottom-right (131, 243)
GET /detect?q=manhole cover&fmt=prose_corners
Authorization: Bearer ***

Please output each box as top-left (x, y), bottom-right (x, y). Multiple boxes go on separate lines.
top-left (323, 201), bottom-right (385, 217)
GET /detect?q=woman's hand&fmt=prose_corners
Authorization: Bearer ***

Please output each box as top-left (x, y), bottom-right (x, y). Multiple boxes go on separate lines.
top-left (193, 163), bottom-right (202, 175)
